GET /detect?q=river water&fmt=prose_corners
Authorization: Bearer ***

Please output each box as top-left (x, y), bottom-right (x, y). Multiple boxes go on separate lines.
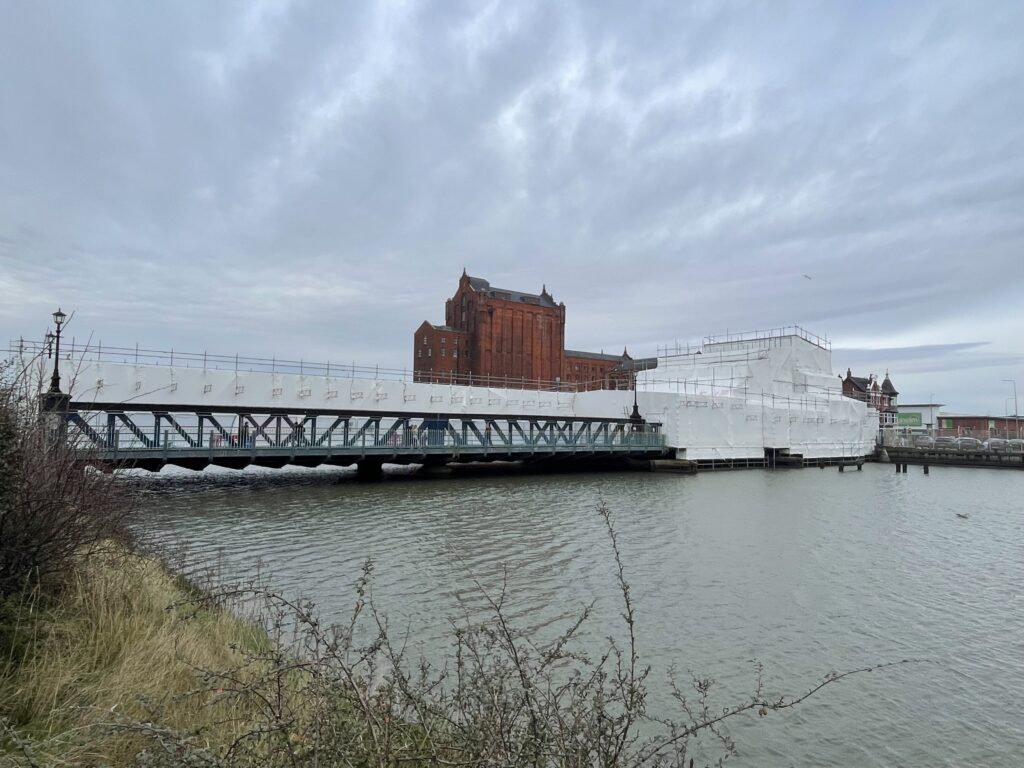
top-left (136, 463), bottom-right (1024, 766)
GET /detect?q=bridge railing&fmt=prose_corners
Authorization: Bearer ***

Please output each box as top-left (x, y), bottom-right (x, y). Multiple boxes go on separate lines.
top-left (85, 429), bottom-right (666, 453)
top-left (65, 411), bottom-right (666, 455)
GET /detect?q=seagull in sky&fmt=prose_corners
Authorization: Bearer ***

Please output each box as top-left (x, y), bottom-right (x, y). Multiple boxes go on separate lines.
top-left (802, 274), bottom-right (813, 280)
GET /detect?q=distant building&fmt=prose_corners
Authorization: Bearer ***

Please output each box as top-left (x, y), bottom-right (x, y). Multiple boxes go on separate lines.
top-left (895, 403), bottom-right (944, 429)
top-left (841, 369), bottom-right (899, 428)
top-left (932, 413), bottom-right (1022, 439)
top-left (413, 271), bottom-right (655, 390)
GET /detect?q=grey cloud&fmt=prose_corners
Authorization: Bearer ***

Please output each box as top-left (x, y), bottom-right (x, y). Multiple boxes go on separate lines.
top-left (1, 1), bottom-right (1023, 413)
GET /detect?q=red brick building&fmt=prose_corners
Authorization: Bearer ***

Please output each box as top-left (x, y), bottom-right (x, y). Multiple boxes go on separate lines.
top-left (413, 272), bottom-right (654, 390)
top-left (563, 348), bottom-right (643, 390)
top-left (841, 369), bottom-right (899, 427)
top-left (934, 414), bottom-right (1022, 439)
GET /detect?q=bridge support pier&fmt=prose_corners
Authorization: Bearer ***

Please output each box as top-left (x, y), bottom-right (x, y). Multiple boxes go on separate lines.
top-left (356, 459), bottom-right (384, 482)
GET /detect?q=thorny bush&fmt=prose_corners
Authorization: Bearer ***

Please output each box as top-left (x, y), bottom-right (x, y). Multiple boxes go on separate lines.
top-left (0, 356), bottom-right (133, 598)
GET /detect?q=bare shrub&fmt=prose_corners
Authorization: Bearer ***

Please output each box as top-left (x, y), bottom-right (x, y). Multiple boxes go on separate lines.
top-left (0, 358), bottom-right (133, 598)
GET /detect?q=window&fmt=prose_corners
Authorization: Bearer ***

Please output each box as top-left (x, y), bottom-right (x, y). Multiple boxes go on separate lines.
top-left (428, 349), bottom-right (432, 357)
top-left (441, 336), bottom-right (446, 344)
top-left (422, 336), bottom-right (427, 345)
top-left (453, 350), bottom-right (458, 358)
top-left (418, 350), bottom-right (422, 358)
top-left (441, 349), bottom-right (446, 357)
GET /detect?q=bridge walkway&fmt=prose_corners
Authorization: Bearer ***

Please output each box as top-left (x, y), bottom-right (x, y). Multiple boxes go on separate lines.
top-left (60, 402), bottom-right (667, 473)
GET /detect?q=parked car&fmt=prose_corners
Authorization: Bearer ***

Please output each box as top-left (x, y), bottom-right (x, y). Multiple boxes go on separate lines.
top-left (912, 434), bottom-right (935, 448)
top-left (1008, 439), bottom-right (1024, 453)
top-left (933, 436), bottom-right (956, 449)
top-left (955, 437), bottom-right (983, 451)
top-left (984, 438), bottom-right (1008, 453)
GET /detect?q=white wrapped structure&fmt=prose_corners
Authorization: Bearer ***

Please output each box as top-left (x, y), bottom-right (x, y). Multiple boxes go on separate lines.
top-left (13, 326), bottom-right (877, 464)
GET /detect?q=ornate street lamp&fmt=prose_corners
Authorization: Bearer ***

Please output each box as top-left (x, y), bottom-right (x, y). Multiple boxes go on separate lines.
top-left (49, 308), bottom-right (66, 393)
top-left (629, 365), bottom-right (644, 435)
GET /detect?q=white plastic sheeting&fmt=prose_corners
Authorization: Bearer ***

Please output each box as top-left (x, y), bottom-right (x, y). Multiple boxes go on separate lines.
top-left (22, 330), bottom-right (877, 460)
top-left (569, 389), bottom-right (875, 460)
top-left (31, 358), bottom-right (583, 419)
top-left (626, 333), bottom-right (875, 459)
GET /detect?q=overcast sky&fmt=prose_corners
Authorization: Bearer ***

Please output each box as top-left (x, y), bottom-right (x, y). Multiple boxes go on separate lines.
top-left (2, 1), bottom-right (1022, 413)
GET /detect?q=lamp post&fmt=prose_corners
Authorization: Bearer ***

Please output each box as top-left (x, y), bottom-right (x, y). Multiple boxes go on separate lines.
top-left (629, 366), bottom-right (645, 446)
top-left (1004, 379), bottom-right (1019, 440)
top-left (49, 308), bottom-right (67, 393)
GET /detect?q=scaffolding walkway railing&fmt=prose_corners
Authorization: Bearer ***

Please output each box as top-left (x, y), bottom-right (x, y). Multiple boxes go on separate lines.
top-left (7, 339), bottom-right (589, 393)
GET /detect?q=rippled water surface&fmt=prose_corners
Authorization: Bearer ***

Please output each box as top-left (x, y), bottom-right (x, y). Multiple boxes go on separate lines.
top-left (137, 464), bottom-right (1024, 766)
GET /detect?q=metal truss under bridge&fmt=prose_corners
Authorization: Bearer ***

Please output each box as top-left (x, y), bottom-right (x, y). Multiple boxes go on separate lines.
top-left (59, 401), bottom-right (668, 474)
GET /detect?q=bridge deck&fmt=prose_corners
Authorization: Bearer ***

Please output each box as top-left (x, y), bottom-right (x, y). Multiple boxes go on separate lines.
top-left (60, 402), bottom-right (668, 472)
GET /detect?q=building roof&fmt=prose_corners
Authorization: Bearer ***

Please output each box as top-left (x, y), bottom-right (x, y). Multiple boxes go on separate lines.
top-left (565, 348), bottom-right (657, 371)
top-left (846, 376), bottom-right (873, 392)
top-left (937, 413), bottom-right (1021, 419)
top-left (565, 349), bottom-right (627, 362)
top-left (466, 274), bottom-right (558, 308)
top-left (616, 356), bottom-right (658, 372)
top-left (844, 368), bottom-right (896, 393)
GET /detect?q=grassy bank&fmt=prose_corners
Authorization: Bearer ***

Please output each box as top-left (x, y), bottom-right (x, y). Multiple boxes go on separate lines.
top-left (0, 548), bottom-right (269, 765)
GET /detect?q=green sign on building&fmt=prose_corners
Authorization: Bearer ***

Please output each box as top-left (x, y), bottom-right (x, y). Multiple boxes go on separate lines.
top-left (898, 412), bottom-right (923, 427)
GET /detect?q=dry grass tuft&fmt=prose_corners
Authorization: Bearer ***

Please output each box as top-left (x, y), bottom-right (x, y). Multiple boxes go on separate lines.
top-left (0, 546), bottom-right (267, 765)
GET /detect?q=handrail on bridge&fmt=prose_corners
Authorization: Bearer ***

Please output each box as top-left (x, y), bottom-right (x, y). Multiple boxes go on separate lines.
top-left (61, 408), bottom-right (667, 460)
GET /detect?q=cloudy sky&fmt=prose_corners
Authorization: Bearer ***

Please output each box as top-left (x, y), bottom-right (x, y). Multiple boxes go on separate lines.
top-left (2, 1), bottom-right (1022, 413)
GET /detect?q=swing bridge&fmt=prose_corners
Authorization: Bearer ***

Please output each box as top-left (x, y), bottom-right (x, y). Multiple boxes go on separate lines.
top-left (55, 401), bottom-right (666, 477)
